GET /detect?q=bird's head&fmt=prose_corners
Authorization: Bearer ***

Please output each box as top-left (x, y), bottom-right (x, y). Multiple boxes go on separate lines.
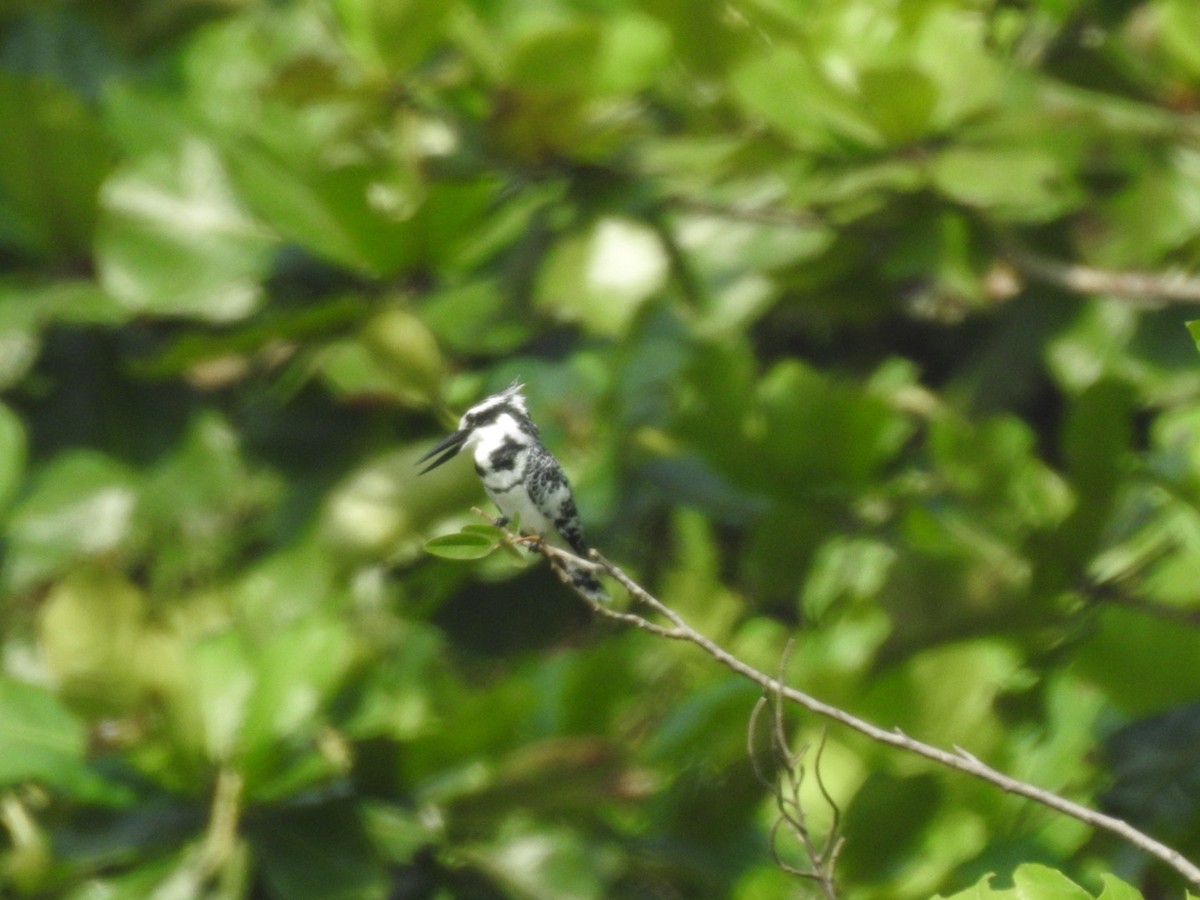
top-left (416, 381), bottom-right (534, 474)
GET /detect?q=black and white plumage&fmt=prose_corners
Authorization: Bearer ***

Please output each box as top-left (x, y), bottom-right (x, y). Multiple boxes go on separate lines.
top-left (417, 382), bottom-right (607, 601)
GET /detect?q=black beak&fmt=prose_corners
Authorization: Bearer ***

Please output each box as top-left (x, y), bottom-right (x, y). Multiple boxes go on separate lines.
top-left (416, 429), bottom-right (468, 474)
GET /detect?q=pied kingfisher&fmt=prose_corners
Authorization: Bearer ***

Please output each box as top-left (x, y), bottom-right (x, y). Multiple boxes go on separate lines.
top-left (417, 382), bottom-right (607, 601)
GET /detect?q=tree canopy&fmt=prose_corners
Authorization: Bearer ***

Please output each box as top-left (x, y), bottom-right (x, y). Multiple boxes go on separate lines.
top-left (3, 0), bottom-right (1200, 897)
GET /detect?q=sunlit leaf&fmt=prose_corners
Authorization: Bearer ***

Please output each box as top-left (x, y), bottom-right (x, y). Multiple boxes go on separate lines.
top-left (96, 137), bottom-right (277, 321)
top-left (1097, 874), bottom-right (1150, 900)
top-left (358, 307), bottom-right (445, 405)
top-left (930, 143), bottom-right (1082, 221)
top-left (730, 47), bottom-right (876, 149)
top-left (39, 566), bottom-right (148, 714)
top-left (189, 630), bottom-right (256, 764)
top-left (537, 217), bottom-right (668, 336)
top-left (1011, 863), bottom-right (1095, 898)
top-left (4, 452), bottom-right (139, 591)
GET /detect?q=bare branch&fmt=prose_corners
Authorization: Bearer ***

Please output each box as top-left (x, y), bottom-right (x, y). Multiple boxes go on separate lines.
top-left (1004, 244), bottom-right (1200, 307)
top-left (198, 766), bottom-right (243, 883)
top-left (509, 532), bottom-right (1200, 887)
top-left (664, 196), bottom-right (1200, 306)
top-left (813, 731), bottom-right (842, 845)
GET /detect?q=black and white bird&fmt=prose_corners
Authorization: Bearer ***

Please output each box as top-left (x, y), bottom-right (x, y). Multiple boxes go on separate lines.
top-left (417, 382), bottom-right (607, 601)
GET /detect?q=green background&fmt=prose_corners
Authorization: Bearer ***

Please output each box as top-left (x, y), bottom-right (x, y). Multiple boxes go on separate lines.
top-left (2, 0), bottom-right (1200, 897)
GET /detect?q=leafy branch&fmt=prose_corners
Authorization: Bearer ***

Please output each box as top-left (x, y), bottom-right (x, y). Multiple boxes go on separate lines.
top-left (434, 518), bottom-right (1200, 889)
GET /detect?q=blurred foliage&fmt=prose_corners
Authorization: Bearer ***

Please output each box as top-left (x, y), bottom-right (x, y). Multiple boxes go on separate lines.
top-left (2, 0), bottom-right (1200, 898)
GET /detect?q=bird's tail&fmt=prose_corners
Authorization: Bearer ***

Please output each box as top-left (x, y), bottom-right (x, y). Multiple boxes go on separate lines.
top-left (562, 559), bottom-right (609, 602)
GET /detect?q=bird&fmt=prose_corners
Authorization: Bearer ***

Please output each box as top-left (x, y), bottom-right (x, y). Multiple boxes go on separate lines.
top-left (416, 382), bottom-right (608, 601)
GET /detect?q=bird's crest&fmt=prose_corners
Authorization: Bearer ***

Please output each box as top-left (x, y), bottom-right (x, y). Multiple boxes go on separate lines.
top-left (458, 379), bottom-right (535, 434)
top-left (497, 379), bottom-right (527, 415)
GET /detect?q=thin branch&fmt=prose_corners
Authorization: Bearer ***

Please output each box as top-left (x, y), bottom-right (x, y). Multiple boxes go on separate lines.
top-left (1004, 244), bottom-right (1200, 307)
top-left (1088, 581), bottom-right (1200, 627)
top-left (665, 196), bottom-right (1200, 306)
top-left (516, 534), bottom-right (1200, 888)
top-left (477, 513), bottom-right (687, 640)
top-left (199, 766), bottom-right (243, 880)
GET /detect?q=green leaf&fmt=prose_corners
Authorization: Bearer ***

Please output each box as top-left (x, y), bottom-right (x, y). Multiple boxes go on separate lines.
top-left (935, 873), bottom-right (1014, 898)
top-left (0, 676), bottom-right (101, 796)
top-left (38, 566), bottom-right (150, 715)
top-left (1160, 0), bottom-right (1200, 80)
top-left (95, 139), bottom-right (277, 321)
top-left (911, 6), bottom-right (1003, 127)
top-left (0, 402), bottom-right (26, 513)
top-left (595, 13), bottom-right (673, 94)
top-left (315, 339), bottom-right (410, 401)
top-left (240, 617), bottom-right (355, 795)
top-left (141, 411), bottom-right (282, 592)
top-left (1010, 863), bottom-right (1094, 898)
top-left (4, 452), bottom-right (139, 591)
top-left (730, 48), bottom-right (877, 149)
top-left (467, 823), bottom-right (608, 899)
top-left (189, 630), bottom-right (256, 764)
top-left (507, 20), bottom-right (604, 93)
top-left (1091, 163), bottom-right (1200, 265)
top-left (358, 308), bottom-right (445, 404)
top-left (501, 12), bottom-right (670, 98)
top-left (1075, 607), bottom-right (1200, 714)
top-left (934, 864), bottom-right (1106, 899)
top-left (840, 772), bottom-right (942, 882)
top-left (424, 532), bottom-right (501, 560)
top-left (420, 280), bottom-right (531, 355)
top-left (1096, 873), bottom-right (1147, 900)
top-left (251, 801), bottom-right (388, 900)
top-left (857, 65), bottom-right (938, 145)
top-left (801, 536), bottom-right (896, 621)
top-left (462, 523), bottom-right (505, 539)
top-left (929, 143), bottom-right (1080, 221)
top-left (225, 142), bottom-right (416, 277)
top-left (687, 357), bottom-right (913, 501)
top-left (1187, 319), bottom-right (1200, 354)
top-left (0, 72), bottom-right (112, 257)
top-left (321, 449), bottom-right (483, 557)
top-left (334, 0), bottom-right (454, 73)
top-left (536, 217), bottom-right (668, 336)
